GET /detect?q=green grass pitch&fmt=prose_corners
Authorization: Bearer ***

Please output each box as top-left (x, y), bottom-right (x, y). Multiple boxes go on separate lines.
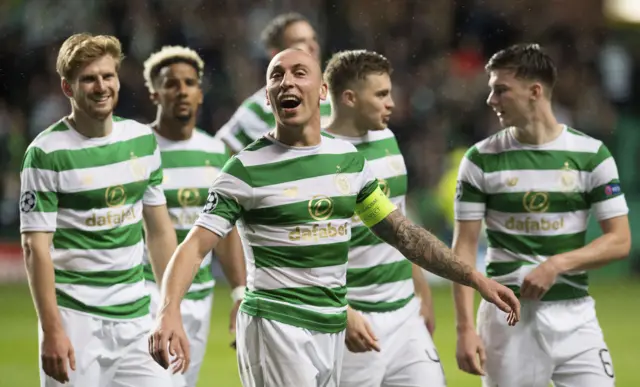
top-left (1, 279), bottom-right (638, 387)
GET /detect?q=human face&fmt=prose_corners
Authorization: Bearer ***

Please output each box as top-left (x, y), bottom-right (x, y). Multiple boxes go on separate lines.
top-left (152, 62), bottom-right (202, 122)
top-left (486, 69), bottom-right (538, 128)
top-left (352, 72), bottom-right (394, 131)
top-left (65, 55), bottom-right (120, 121)
top-left (281, 21), bottom-right (320, 62)
top-left (266, 49), bottom-right (327, 128)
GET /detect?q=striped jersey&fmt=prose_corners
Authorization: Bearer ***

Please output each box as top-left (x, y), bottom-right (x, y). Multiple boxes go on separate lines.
top-left (143, 128), bottom-right (231, 300)
top-left (454, 126), bottom-right (628, 301)
top-left (19, 116), bottom-right (165, 319)
top-left (195, 133), bottom-right (379, 333)
top-left (329, 129), bottom-right (414, 313)
top-left (214, 87), bottom-right (333, 153)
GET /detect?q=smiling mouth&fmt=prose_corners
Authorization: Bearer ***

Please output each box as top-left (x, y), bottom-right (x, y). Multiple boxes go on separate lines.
top-left (279, 95), bottom-right (302, 109)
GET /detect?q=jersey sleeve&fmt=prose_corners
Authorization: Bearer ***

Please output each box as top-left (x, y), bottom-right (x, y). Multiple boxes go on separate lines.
top-left (454, 146), bottom-right (487, 221)
top-left (194, 156), bottom-right (253, 238)
top-left (143, 137), bottom-right (167, 206)
top-left (587, 144), bottom-right (628, 221)
top-left (215, 101), bottom-right (270, 153)
top-left (19, 146), bottom-right (58, 233)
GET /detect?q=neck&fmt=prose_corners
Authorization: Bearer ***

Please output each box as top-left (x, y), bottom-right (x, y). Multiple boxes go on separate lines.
top-left (512, 104), bottom-right (562, 145)
top-left (325, 113), bottom-right (367, 138)
top-left (68, 109), bottom-right (112, 138)
top-left (271, 114), bottom-right (322, 147)
top-left (153, 110), bottom-right (195, 141)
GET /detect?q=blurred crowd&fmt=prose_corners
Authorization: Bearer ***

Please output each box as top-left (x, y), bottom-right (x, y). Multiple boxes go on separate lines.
top-left (1, 0), bottom-right (639, 240)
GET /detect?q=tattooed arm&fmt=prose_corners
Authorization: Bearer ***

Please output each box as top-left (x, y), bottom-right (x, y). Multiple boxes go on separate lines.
top-left (368, 209), bottom-right (520, 324)
top-left (370, 209), bottom-right (478, 287)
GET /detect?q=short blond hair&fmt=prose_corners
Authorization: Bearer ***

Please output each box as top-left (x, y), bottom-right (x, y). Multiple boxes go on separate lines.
top-left (56, 33), bottom-right (123, 81)
top-left (142, 46), bottom-right (205, 93)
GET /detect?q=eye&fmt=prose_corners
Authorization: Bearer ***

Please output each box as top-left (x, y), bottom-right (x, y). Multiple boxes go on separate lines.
top-left (295, 70), bottom-right (307, 77)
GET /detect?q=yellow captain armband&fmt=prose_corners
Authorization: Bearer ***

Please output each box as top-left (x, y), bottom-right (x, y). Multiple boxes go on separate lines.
top-left (354, 186), bottom-right (397, 228)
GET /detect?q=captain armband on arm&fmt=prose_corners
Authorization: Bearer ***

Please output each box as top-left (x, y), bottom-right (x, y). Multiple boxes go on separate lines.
top-left (355, 186), bottom-right (397, 228)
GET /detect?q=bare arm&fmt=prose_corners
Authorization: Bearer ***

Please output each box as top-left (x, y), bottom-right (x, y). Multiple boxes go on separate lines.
top-left (143, 204), bottom-right (178, 284)
top-left (451, 219), bottom-right (483, 332)
top-left (159, 226), bottom-right (222, 315)
top-left (370, 210), bottom-right (481, 287)
top-left (216, 226), bottom-right (246, 290)
top-left (551, 215), bottom-right (630, 273)
top-left (21, 232), bottom-right (63, 334)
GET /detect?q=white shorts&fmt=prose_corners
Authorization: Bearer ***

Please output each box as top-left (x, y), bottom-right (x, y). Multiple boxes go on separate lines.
top-left (148, 283), bottom-right (213, 387)
top-left (339, 298), bottom-right (446, 387)
top-left (478, 296), bottom-right (615, 387)
top-left (39, 308), bottom-right (173, 387)
top-left (236, 311), bottom-right (346, 387)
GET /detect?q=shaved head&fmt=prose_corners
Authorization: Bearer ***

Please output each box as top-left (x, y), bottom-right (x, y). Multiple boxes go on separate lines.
top-left (265, 47), bottom-right (327, 129)
top-left (266, 48), bottom-right (321, 83)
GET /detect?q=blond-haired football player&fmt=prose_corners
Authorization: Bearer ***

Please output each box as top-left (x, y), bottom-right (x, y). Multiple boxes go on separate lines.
top-left (20, 33), bottom-right (176, 387)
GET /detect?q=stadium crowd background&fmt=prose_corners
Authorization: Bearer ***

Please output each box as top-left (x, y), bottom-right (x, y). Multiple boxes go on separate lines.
top-left (1, 0), bottom-right (639, 276)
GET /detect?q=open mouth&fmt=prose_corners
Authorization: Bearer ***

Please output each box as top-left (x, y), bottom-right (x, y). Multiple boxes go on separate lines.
top-left (279, 95), bottom-right (302, 109)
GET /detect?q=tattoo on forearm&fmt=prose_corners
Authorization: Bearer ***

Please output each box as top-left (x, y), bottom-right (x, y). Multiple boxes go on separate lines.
top-left (370, 210), bottom-right (474, 286)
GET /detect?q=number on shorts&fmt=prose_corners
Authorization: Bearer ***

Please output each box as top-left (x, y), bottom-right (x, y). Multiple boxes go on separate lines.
top-left (598, 349), bottom-right (614, 378)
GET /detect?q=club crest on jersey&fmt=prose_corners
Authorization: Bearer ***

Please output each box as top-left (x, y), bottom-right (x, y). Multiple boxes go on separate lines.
top-left (20, 191), bottom-right (37, 213)
top-left (334, 165), bottom-right (351, 195)
top-left (560, 161), bottom-right (578, 191)
top-left (129, 152), bottom-right (148, 180)
top-left (386, 149), bottom-right (404, 173)
top-left (204, 160), bottom-right (220, 182)
top-left (203, 190), bottom-right (219, 214)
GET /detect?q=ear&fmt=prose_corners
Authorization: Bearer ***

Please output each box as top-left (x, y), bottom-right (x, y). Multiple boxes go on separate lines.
top-left (265, 88), bottom-right (271, 106)
top-left (319, 81), bottom-right (328, 102)
top-left (150, 91), bottom-right (159, 105)
top-left (61, 78), bottom-right (73, 98)
top-left (530, 82), bottom-right (543, 101)
top-left (341, 89), bottom-right (357, 108)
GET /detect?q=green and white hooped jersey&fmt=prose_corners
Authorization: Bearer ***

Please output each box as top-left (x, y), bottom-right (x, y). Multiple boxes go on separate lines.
top-left (214, 87), bottom-right (333, 153)
top-left (19, 116), bottom-right (166, 319)
top-left (454, 126), bottom-right (628, 301)
top-left (195, 133), bottom-right (379, 333)
top-left (143, 128), bottom-right (231, 300)
top-left (330, 129), bottom-right (413, 313)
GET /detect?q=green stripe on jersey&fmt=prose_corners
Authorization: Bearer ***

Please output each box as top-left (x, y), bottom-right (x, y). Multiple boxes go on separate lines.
top-left (328, 129), bottom-right (414, 313)
top-left (202, 134), bottom-right (377, 332)
top-left (144, 129), bottom-right (231, 298)
top-left (456, 127), bottom-right (628, 300)
top-left (20, 117), bottom-right (163, 319)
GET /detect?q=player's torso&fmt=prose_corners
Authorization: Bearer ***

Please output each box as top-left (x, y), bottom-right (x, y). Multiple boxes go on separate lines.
top-left (147, 129), bottom-right (229, 296)
top-left (481, 128), bottom-right (598, 292)
top-left (51, 118), bottom-right (158, 266)
top-left (332, 129), bottom-right (414, 311)
top-left (237, 135), bottom-right (364, 276)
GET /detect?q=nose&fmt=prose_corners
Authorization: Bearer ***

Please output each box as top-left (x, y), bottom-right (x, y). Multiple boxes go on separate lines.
top-left (178, 80), bottom-right (188, 96)
top-left (94, 77), bottom-right (106, 92)
top-left (486, 91), bottom-right (497, 107)
top-left (280, 71), bottom-right (294, 88)
top-left (387, 96), bottom-right (395, 110)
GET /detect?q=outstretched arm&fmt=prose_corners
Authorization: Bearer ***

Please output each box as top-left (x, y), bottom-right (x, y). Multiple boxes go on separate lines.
top-left (370, 210), bottom-right (475, 286)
